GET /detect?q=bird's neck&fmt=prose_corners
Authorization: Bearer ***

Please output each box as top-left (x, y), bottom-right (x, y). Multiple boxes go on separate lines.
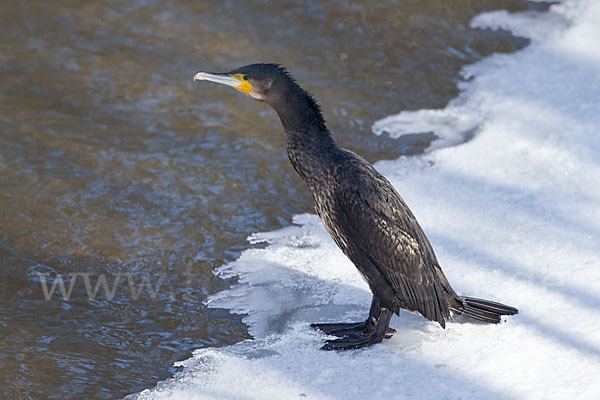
top-left (271, 87), bottom-right (337, 184)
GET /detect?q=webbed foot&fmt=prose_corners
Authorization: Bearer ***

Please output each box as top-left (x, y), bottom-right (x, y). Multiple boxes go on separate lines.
top-left (310, 321), bottom-right (371, 337)
top-left (312, 309), bottom-right (394, 351)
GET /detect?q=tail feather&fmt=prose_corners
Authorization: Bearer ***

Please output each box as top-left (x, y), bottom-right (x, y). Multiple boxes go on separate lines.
top-left (453, 296), bottom-right (518, 324)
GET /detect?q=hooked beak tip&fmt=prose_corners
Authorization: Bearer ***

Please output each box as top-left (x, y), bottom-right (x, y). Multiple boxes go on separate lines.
top-left (193, 72), bottom-right (207, 82)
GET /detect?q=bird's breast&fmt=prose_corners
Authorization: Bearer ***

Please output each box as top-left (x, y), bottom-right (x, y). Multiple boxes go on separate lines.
top-left (310, 180), bottom-right (350, 253)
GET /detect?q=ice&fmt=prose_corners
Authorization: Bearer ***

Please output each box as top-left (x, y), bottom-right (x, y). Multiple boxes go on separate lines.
top-left (131, 1), bottom-right (600, 399)
top-left (470, 8), bottom-right (570, 43)
top-left (371, 90), bottom-right (483, 151)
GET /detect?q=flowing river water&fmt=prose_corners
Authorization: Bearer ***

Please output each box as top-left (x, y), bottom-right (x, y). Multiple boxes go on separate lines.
top-left (0, 0), bottom-right (548, 398)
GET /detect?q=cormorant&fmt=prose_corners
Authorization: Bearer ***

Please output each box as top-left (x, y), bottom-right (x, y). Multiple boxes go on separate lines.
top-left (194, 64), bottom-right (517, 350)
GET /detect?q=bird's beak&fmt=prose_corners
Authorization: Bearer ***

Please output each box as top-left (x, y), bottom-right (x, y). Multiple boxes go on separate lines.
top-left (193, 71), bottom-right (253, 94)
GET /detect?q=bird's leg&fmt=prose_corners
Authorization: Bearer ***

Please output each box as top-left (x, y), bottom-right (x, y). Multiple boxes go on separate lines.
top-left (320, 308), bottom-right (394, 351)
top-left (310, 296), bottom-right (387, 338)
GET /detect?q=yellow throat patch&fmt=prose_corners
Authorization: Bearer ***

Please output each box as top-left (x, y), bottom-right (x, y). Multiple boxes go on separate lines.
top-left (232, 73), bottom-right (253, 94)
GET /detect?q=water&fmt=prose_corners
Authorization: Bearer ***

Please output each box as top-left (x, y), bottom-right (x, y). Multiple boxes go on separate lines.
top-left (0, 0), bottom-right (546, 398)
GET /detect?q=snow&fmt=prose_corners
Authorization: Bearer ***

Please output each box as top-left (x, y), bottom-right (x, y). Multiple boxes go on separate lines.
top-left (130, 1), bottom-right (600, 399)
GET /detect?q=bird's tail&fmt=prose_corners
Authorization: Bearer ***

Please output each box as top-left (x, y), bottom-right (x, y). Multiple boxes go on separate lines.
top-left (452, 296), bottom-right (518, 323)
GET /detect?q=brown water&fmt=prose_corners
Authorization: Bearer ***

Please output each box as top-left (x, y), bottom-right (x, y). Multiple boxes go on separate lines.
top-left (0, 0), bottom-right (546, 398)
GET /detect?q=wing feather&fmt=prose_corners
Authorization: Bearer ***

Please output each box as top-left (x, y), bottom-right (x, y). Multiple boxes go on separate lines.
top-left (337, 170), bottom-right (450, 326)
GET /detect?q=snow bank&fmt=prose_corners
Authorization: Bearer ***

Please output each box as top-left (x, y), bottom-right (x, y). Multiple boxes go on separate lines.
top-left (131, 1), bottom-right (600, 399)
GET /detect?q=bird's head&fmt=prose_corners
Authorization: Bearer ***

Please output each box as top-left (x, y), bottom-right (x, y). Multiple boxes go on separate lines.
top-left (193, 63), bottom-right (292, 105)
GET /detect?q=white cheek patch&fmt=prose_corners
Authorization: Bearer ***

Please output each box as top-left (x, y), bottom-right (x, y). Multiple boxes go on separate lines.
top-left (249, 90), bottom-right (266, 101)
top-left (249, 79), bottom-right (272, 101)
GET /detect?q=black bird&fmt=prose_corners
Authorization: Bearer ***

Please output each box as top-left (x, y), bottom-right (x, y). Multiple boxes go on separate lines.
top-left (194, 64), bottom-right (517, 350)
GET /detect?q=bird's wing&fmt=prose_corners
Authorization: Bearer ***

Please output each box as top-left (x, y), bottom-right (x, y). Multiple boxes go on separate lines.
top-left (338, 171), bottom-right (449, 326)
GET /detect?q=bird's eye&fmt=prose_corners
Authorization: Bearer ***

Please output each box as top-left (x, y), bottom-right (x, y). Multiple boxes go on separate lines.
top-left (243, 74), bottom-right (249, 81)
